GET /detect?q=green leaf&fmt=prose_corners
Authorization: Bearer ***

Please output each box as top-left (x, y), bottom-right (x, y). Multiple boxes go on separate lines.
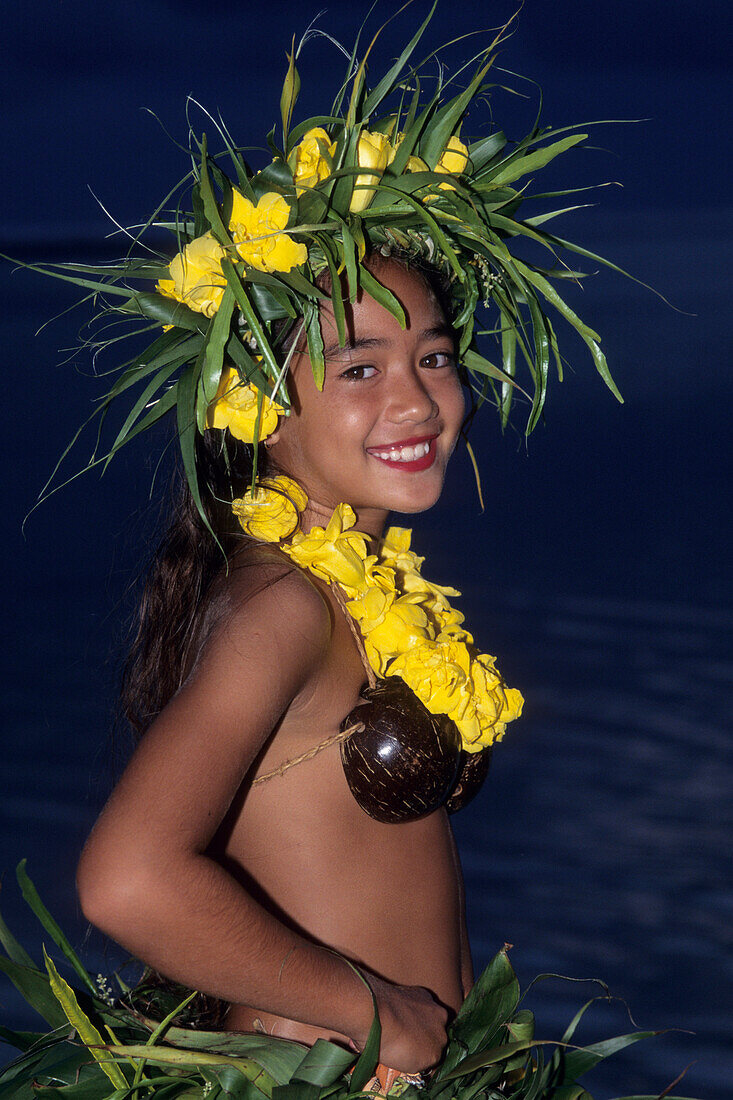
top-left (272, 1085), bottom-right (321, 1100)
top-left (368, 183), bottom-right (463, 279)
top-left (436, 949), bottom-right (519, 1082)
top-left (198, 284), bottom-right (236, 429)
top-left (500, 309), bottom-right (517, 427)
top-left (0, 899), bottom-right (34, 969)
top-left (288, 115), bottom-right (343, 148)
top-left (462, 348), bottom-right (524, 392)
top-left (329, 126), bottom-right (361, 214)
top-left (469, 131), bottom-right (507, 173)
top-left (441, 1039), bottom-right (549, 1080)
top-left (280, 39), bottom-right (301, 150)
top-left (103, 358), bottom-right (183, 471)
top-left (220, 258), bottom-right (282, 385)
top-left (254, 158), bottom-right (296, 199)
top-left (39, 259), bottom-right (170, 281)
top-left (249, 280), bottom-right (297, 321)
top-left (119, 292), bottom-right (205, 333)
top-left (561, 1030), bottom-right (658, 1082)
top-left (0, 1025), bottom-right (44, 1052)
top-left (320, 243), bottom-right (346, 348)
top-left (198, 134), bottom-right (232, 247)
top-left (0, 956), bottom-right (67, 1030)
top-left (0, 254), bottom-right (140, 299)
top-left (276, 266), bottom-right (326, 302)
top-left (17, 865), bottom-right (97, 996)
top-left (418, 55), bottom-right (495, 168)
top-left (488, 133), bottom-right (587, 188)
top-left (525, 292), bottom-right (551, 433)
top-left (513, 260), bottom-right (623, 403)
top-left (291, 1038), bottom-right (353, 1086)
top-left (361, 1), bottom-right (438, 118)
top-left (303, 299), bottom-right (325, 390)
top-left (162, 1026), bottom-right (307, 1082)
top-left (226, 335), bottom-right (272, 395)
top-left (176, 358), bottom-right (210, 534)
top-left (348, 1007), bottom-right (380, 1095)
top-left (105, 1044), bottom-right (276, 1097)
top-left (463, 438), bottom-right (485, 512)
top-left (44, 949), bottom-right (127, 1090)
top-left (359, 266), bottom-right (406, 330)
top-left (339, 220), bottom-right (359, 304)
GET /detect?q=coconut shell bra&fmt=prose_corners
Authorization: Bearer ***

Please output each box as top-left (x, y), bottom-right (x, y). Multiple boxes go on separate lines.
top-left (340, 678), bottom-right (492, 823)
top-left (234, 477), bottom-right (523, 824)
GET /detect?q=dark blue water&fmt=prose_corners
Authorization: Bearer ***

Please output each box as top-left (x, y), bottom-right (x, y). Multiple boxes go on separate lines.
top-left (1, 204), bottom-right (731, 1099)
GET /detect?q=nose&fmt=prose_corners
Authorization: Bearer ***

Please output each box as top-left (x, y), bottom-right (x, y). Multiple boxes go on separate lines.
top-left (385, 365), bottom-right (438, 425)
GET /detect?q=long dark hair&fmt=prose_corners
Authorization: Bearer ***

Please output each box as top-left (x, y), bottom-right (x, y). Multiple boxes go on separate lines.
top-left (119, 430), bottom-right (269, 739)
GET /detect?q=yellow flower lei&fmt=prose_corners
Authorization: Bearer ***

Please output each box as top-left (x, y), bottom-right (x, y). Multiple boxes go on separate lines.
top-left (232, 477), bottom-right (523, 752)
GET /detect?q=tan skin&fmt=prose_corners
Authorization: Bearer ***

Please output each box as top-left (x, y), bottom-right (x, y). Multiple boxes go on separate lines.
top-left (76, 260), bottom-right (471, 1075)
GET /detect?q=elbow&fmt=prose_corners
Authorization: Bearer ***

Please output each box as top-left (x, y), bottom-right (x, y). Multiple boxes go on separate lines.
top-left (76, 837), bottom-right (156, 941)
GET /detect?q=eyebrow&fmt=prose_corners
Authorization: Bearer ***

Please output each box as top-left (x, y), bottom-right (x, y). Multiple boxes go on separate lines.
top-left (322, 325), bottom-right (457, 361)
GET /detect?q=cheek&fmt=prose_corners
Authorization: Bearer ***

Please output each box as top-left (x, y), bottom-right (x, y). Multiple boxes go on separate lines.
top-left (440, 373), bottom-right (467, 440)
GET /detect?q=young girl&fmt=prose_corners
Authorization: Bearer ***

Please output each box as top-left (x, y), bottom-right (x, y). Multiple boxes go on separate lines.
top-left (13, 10), bottom-right (622, 1089)
top-left (76, 254), bottom-right (474, 1078)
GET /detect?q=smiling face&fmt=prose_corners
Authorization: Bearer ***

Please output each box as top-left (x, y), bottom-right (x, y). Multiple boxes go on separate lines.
top-left (266, 258), bottom-right (465, 536)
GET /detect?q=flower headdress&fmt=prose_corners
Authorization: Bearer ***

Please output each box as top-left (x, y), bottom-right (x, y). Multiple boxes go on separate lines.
top-left (15, 6), bottom-right (630, 529)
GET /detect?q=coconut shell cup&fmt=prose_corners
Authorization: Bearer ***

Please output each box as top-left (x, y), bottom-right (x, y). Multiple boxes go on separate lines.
top-left (340, 678), bottom-right (461, 823)
top-left (445, 745), bottom-right (493, 814)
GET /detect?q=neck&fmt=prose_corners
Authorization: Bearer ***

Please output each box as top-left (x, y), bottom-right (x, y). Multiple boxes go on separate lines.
top-left (301, 499), bottom-right (388, 542)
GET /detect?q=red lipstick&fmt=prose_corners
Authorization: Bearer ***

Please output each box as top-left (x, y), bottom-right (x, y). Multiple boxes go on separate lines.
top-left (366, 434), bottom-right (438, 471)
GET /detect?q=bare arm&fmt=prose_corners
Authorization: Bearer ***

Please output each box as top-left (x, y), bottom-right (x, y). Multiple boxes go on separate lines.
top-left (77, 567), bottom-right (447, 1071)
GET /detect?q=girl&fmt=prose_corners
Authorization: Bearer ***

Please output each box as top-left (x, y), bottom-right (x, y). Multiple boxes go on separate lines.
top-left (76, 254), bottom-right (474, 1077)
top-left (13, 9), bottom-right (620, 1088)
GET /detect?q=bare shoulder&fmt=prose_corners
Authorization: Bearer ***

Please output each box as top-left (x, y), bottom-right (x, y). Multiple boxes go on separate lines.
top-left (228, 544), bottom-right (331, 636)
top-left (191, 543), bottom-right (333, 681)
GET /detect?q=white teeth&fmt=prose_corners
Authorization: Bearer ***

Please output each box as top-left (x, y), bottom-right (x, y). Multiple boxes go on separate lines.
top-left (372, 440), bottom-right (431, 462)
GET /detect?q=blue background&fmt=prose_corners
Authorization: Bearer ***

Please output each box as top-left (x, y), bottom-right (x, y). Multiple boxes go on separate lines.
top-left (1, 2), bottom-right (731, 1096)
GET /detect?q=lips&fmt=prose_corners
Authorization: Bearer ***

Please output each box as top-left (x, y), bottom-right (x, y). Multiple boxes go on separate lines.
top-left (366, 434), bottom-right (438, 471)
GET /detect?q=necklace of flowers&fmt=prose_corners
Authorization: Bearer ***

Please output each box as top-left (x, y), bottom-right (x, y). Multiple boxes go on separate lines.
top-left (232, 475), bottom-right (523, 753)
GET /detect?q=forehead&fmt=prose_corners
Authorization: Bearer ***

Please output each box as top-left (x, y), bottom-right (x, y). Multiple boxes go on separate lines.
top-left (286, 258), bottom-right (454, 387)
top-left (326, 259), bottom-right (446, 342)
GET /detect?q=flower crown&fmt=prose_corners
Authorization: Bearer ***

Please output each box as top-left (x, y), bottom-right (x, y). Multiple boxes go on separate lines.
top-left (16, 8), bottom-right (629, 527)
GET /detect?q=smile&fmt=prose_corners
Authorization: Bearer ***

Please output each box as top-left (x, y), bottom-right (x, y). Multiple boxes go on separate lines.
top-left (366, 435), bottom-right (438, 471)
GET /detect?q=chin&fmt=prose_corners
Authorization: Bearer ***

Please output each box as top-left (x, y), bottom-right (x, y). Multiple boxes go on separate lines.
top-left (377, 475), bottom-right (448, 516)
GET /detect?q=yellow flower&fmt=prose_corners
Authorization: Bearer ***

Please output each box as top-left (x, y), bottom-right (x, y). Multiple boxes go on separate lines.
top-left (350, 130), bottom-right (393, 213)
top-left (156, 232), bottom-right (227, 318)
top-left (435, 134), bottom-right (470, 192)
top-left (379, 526), bottom-right (460, 615)
top-left (389, 638), bottom-right (473, 723)
top-left (435, 606), bottom-right (473, 645)
top-left (437, 134), bottom-right (470, 176)
top-left (228, 190), bottom-right (308, 273)
top-left (346, 584), bottom-right (394, 635)
top-left (232, 475), bottom-right (308, 542)
top-left (363, 597), bottom-right (432, 675)
top-left (456, 654), bottom-right (525, 751)
top-left (291, 127), bottom-right (336, 195)
top-left (380, 526), bottom-right (413, 555)
top-left (285, 503), bottom-right (369, 594)
top-left (206, 367), bottom-right (284, 442)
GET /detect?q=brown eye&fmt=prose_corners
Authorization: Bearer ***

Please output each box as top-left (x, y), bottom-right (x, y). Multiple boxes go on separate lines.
top-left (340, 364), bottom-right (377, 381)
top-left (420, 351), bottom-right (455, 369)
